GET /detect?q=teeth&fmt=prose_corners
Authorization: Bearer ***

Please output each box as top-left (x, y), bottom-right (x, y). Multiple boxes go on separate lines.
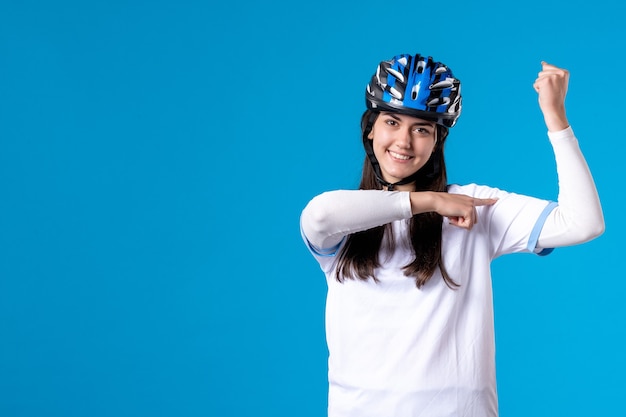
top-left (389, 151), bottom-right (411, 160)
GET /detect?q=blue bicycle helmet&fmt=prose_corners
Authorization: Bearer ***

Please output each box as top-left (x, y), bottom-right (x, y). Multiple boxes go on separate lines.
top-left (366, 54), bottom-right (462, 127)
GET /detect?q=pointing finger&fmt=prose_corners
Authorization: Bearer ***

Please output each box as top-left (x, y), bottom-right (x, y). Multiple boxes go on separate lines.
top-left (472, 198), bottom-right (498, 207)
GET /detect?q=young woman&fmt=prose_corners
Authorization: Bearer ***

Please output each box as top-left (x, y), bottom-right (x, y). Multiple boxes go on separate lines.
top-left (300, 53), bottom-right (604, 417)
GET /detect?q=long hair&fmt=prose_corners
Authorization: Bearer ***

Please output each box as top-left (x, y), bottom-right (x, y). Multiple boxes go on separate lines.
top-left (335, 110), bottom-right (458, 289)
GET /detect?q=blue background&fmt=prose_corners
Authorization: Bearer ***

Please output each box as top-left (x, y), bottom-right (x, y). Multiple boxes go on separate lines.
top-left (1, 0), bottom-right (623, 416)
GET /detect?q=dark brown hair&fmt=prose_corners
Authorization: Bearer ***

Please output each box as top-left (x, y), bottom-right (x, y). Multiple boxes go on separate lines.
top-left (335, 110), bottom-right (458, 289)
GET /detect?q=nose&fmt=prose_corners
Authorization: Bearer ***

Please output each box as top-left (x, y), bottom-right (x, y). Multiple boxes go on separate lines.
top-left (395, 128), bottom-right (412, 149)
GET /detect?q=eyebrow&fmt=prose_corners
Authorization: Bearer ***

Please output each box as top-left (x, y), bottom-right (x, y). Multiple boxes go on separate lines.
top-left (383, 113), bottom-right (435, 127)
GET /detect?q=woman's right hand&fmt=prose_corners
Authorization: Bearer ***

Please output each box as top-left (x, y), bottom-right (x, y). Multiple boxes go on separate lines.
top-left (410, 192), bottom-right (498, 230)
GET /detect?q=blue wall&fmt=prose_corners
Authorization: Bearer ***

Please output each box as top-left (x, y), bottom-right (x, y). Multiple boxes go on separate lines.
top-left (1, 0), bottom-right (623, 416)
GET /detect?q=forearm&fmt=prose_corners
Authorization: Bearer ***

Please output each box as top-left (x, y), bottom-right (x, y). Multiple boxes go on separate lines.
top-left (300, 190), bottom-right (413, 250)
top-left (537, 127), bottom-right (605, 247)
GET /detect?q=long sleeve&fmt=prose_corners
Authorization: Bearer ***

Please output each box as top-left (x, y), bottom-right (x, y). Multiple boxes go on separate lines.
top-left (537, 127), bottom-right (605, 248)
top-left (300, 190), bottom-right (413, 254)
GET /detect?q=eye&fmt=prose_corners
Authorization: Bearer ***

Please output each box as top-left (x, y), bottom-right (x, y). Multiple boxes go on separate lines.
top-left (385, 118), bottom-right (398, 126)
top-left (413, 127), bottom-right (432, 135)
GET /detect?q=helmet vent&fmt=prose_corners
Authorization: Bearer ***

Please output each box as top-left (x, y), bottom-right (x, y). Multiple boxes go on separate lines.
top-left (389, 87), bottom-right (403, 100)
top-left (430, 79), bottom-right (454, 90)
top-left (417, 59), bottom-right (426, 74)
top-left (427, 97), bottom-right (451, 107)
top-left (411, 83), bottom-right (421, 100)
top-left (385, 67), bottom-right (404, 83)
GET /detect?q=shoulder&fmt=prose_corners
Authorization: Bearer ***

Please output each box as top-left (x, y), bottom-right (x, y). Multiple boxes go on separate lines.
top-left (448, 183), bottom-right (551, 211)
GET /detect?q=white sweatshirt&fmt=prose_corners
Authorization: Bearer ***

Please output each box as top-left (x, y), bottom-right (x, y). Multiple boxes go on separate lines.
top-left (300, 127), bottom-right (604, 417)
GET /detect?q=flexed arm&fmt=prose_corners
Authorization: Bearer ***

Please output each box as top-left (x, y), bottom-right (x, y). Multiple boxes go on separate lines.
top-left (534, 62), bottom-right (605, 248)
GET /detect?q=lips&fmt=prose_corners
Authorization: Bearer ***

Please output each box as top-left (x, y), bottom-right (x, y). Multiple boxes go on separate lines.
top-left (388, 150), bottom-right (413, 161)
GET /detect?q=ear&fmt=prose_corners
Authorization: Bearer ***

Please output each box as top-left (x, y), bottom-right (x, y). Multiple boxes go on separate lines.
top-left (367, 129), bottom-right (374, 140)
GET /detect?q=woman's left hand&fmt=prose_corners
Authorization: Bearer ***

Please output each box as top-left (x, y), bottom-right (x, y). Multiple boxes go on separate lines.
top-left (533, 61), bottom-right (570, 132)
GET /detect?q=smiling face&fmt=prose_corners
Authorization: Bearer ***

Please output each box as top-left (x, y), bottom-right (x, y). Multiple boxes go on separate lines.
top-left (367, 112), bottom-right (437, 190)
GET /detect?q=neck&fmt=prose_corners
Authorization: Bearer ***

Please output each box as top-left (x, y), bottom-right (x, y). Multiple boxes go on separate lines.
top-left (384, 182), bottom-right (415, 192)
